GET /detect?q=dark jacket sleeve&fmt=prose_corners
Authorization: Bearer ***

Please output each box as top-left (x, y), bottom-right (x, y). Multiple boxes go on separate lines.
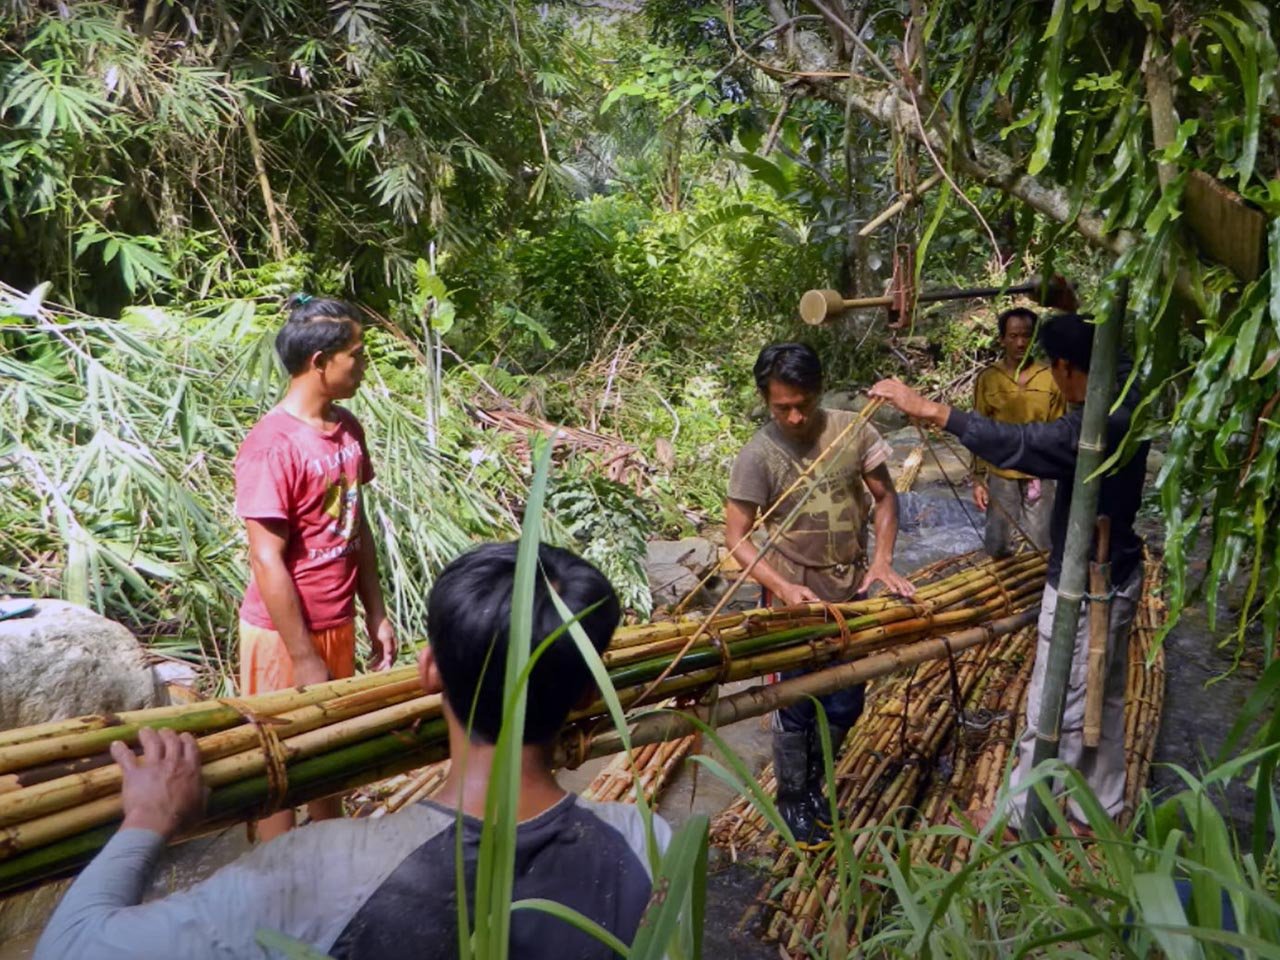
top-left (945, 407), bottom-right (1083, 481)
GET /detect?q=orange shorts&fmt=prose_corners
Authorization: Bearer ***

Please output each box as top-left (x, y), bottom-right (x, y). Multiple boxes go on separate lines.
top-left (239, 620), bottom-right (356, 694)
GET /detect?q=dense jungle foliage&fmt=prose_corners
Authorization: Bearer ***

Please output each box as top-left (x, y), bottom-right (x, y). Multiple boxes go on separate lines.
top-left (3, 1), bottom-right (1280, 955)
top-left (6, 0), bottom-right (1279, 662)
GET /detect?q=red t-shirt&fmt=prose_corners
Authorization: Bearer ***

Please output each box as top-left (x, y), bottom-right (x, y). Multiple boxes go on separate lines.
top-left (235, 406), bottom-right (375, 631)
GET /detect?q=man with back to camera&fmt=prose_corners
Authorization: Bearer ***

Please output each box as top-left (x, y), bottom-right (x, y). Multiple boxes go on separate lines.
top-left (35, 542), bottom-right (670, 959)
top-left (725, 342), bottom-right (914, 844)
top-left (870, 312), bottom-right (1148, 833)
top-left (972, 306), bottom-right (1065, 556)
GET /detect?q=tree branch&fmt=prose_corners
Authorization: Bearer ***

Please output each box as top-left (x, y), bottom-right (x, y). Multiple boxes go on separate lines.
top-left (807, 75), bottom-right (1134, 257)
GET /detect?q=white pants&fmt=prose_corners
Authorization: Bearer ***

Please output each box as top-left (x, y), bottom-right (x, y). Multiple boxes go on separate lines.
top-left (1006, 567), bottom-right (1142, 826)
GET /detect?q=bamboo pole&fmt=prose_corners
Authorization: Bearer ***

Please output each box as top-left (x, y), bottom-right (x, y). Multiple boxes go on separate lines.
top-left (1083, 517), bottom-right (1113, 748)
top-left (1023, 278), bottom-right (1128, 837)
top-left (563, 611), bottom-right (1034, 764)
top-left (0, 667), bottom-right (419, 766)
top-left (0, 681), bottom-right (430, 826)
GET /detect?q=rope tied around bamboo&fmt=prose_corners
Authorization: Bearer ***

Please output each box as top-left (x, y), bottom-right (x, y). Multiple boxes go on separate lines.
top-left (222, 698), bottom-right (291, 817)
top-left (820, 602), bottom-right (853, 657)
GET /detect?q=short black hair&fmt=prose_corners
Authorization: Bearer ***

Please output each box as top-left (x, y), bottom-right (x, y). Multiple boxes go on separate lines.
top-left (426, 542), bottom-right (621, 745)
top-left (1038, 312), bottom-right (1095, 371)
top-left (275, 294), bottom-right (362, 376)
top-left (997, 307), bottom-right (1038, 338)
top-left (753, 342), bottom-right (823, 394)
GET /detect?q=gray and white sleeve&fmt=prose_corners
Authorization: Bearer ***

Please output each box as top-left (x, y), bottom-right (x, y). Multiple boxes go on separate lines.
top-left (34, 828), bottom-right (218, 960)
top-left (33, 810), bottom-right (443, 960)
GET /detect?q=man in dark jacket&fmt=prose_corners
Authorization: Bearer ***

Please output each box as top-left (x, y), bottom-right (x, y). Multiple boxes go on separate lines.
top-left (870, 313), bottom-right (1149, 831)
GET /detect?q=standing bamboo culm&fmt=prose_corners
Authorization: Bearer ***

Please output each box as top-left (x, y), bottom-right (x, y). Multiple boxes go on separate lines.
top-left (1023, 277), bottom-right (1129, 837)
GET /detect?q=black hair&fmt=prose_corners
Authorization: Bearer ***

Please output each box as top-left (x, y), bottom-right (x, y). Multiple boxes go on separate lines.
top-left (426, 542), bottom-right (621, 745)
top-left (996, 306), bottom-right (1038, 338)
top-left (753, 342), bottom-right (823, 394)
top-left (1038, 312), bottom-right (1095, 371)
top-left (274, 294), bottom-right (362, 376)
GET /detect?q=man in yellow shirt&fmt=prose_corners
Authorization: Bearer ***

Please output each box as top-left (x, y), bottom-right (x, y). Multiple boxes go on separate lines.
top-left (972, 307), bottom-right (1065, 556)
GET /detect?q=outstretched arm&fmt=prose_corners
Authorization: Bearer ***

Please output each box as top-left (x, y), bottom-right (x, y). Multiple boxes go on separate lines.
top-left (869, 379), bottom-right (1081, 481)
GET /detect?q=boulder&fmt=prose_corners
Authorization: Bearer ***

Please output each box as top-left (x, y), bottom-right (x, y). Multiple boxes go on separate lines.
top-left (823, 391), bottom-right (908, 432)
top-left (0, 600), bottom-right (158, 944)
top-left (646, 538), bottom-right (717, 608)
top-left (0, 600), bottom-right (158, 730)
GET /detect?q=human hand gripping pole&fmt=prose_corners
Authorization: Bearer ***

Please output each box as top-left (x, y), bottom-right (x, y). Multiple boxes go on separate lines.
top-left (867, 379), bottom-right (951, 428)
top-left (111, 728), bottom-right (208, 840)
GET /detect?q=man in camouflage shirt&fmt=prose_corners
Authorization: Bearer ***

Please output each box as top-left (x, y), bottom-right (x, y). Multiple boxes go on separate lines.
top-left (725, 343), bottom-right (913, 843)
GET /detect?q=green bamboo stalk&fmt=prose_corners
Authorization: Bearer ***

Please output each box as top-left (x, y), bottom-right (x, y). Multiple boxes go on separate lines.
top-left (1023, 278), bottom-right (1129, 837)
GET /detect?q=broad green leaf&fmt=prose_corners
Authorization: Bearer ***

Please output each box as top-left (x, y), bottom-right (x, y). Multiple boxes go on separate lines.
top-left (1132, 873), bottom-right (1204, 960)
top-left (510, 900), bottom-right (628, 956)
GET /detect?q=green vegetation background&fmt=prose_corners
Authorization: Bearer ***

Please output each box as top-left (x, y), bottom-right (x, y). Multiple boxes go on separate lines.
top-left (3, 2), bottom-right (1280, 956)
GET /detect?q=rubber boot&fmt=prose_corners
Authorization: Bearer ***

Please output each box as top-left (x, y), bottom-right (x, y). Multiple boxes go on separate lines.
top-left (807, 725), bottom-right (849, 828)
top-left (773, 729), bottom-right (829, 846)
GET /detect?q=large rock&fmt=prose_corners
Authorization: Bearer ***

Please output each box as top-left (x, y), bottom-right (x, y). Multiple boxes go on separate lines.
top-left (0, 600), bottom-right (158, 729)
top-left (646, 538), bottom-right (718, 608)
top-left (824, 390), bottom-right (909, 433)
top-left (0, 600), bottom-right (158, 945)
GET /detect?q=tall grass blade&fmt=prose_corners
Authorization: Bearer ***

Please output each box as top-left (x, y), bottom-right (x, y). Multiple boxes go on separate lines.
top-left (471, 437), bottom-right (554, 960)
top-left (626, 815), bottom-right (709, 960)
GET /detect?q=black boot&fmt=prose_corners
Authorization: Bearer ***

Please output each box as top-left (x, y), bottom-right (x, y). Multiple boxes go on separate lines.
top-left (773, 730), bottom-right (829, 846)
top-left (806, 725), bottom-right (849, 828)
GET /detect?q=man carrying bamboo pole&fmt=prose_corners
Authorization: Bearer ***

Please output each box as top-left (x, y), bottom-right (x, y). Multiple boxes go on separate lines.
top-left (35, 543), bottom-right (670, 960)
top-left (870, 313), bottom-right (1149, 831)
top-left (972, 307), bottom-right (1065, 556)
top-left (726, 342), bottom-right (913, 843)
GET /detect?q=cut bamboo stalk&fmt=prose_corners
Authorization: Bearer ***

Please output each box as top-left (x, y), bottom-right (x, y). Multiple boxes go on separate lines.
top-left (0, 668), bottom-right (421, 773)
top-left (0, 549), bottom-right (1051, 896)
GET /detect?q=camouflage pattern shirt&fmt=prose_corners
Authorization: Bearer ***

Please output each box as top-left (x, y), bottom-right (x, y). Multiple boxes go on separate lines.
top-left (728, 408), bottom-right (893, 601)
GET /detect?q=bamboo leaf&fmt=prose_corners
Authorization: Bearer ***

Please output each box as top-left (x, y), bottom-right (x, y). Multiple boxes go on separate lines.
top-left (1029, 0), bottom-right (1071, 175)
top-left (1132, 873), bottom-right (1204, 960)
top-left (509, 900), bottom-right (628, 956)
top-left (472, 438), bottom-right (554, 960)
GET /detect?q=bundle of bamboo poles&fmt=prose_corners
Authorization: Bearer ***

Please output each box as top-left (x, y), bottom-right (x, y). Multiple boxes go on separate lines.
top-left (0, 551), bottom-right (1043, 896)
top-left (581, 736), bottom-right (695, 805)
top-left (711, 553), bottom-right (1166, 956)
top-left (351, 760), bottom-right (451, 818)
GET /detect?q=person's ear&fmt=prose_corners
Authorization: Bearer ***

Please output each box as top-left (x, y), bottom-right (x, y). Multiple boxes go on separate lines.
top-left (308, 349), bottom-right (326, 373)
top-left (418, 645), bottom-right (443, 695)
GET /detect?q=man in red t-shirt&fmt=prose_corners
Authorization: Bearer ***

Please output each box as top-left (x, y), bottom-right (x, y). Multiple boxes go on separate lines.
top-left (234, 294), bottom-right (397, 841)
